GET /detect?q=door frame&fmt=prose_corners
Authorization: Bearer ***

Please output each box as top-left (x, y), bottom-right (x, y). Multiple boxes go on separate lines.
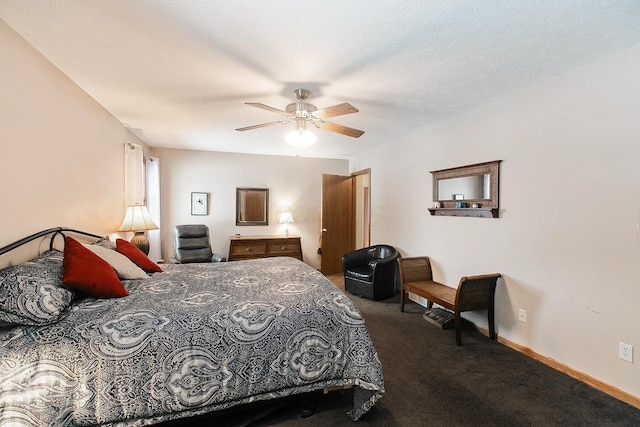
top-left (320, 168), bottom-right (371, 274)
top-left (351, 168), bottom-right (371, 250)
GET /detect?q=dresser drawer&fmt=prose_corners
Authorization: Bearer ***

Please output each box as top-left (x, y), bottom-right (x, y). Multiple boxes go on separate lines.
top-left (229, 242), bottom-right (266, 257)
top-left (267, 242), bottom-right (299, 256)
top-left (228, 236), bottom-right (302, 262)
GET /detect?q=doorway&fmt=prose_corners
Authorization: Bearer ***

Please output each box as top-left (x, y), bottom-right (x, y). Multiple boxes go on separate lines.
top-left (320, 169), bottom-right (371, 274)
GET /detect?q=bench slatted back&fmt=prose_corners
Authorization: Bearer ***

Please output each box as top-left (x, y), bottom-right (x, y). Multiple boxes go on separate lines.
top-left (456, 274), bottom-right (502, 311)
top-left (397, 256), bottom-right (432, 285)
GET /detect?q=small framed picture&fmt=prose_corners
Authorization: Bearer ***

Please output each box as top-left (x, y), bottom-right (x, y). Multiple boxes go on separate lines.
top-left (191, 192), bottom-right (208, 215)
top-left (453, 194), bottom-right (465, 200)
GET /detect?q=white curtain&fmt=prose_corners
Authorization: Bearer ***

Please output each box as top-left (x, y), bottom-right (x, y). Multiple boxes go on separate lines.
top-left (124, 143), bottom-right (144, 206)
top-left (145, 156), bottom-right (162, 262)
top-left (124, 143), bottom-right (162, 262)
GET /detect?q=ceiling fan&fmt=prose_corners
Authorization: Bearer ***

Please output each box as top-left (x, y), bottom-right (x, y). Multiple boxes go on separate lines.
top-left (235, 89), bottom-right (365, 141)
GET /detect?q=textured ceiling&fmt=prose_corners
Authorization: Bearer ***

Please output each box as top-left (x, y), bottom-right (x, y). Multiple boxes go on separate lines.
top-left (2, 1), bottom-right (640, 159)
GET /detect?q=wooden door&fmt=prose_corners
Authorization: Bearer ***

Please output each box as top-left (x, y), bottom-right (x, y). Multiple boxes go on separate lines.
top-left (320, 174), bottom-right (354, 274)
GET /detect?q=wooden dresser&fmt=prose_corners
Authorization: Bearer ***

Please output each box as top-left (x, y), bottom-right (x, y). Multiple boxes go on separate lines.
top-left (228, 235), bottom-right (302, 262)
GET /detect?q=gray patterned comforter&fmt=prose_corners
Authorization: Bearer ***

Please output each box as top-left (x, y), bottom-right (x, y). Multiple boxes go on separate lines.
top-left (0, 257), bottom-right (384, 426)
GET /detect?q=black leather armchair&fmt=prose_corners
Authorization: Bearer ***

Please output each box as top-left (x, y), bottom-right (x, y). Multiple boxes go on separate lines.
top-left (342, 245), bottom-right (400, 301)
top-left (173, 224), bottom-right (226, 263)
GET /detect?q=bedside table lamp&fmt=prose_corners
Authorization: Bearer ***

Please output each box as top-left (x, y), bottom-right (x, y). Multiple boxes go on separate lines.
top-left (279, 210), bottom-right (294, 236)
top-left (118, 205), bottom-right (159, 255)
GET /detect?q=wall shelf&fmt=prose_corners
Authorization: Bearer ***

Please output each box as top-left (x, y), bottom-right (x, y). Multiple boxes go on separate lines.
top-left (430, 160), bottom-right (501, 219)
top-left (428, 208), bottom-right (499, 218)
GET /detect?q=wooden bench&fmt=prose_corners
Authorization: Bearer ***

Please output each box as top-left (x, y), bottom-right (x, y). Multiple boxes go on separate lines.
top-left (397, 256), bottom-right (501, 346)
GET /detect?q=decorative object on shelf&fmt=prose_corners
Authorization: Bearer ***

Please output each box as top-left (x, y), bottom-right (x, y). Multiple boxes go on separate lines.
top-left (428, 160), bottom-right (501, 218)
top-left (118, 205), bottom-right (159, 255)
top-left (191, 192), bottom-right (208, 216)
top-left (279, 210), bottom-right (295, 236)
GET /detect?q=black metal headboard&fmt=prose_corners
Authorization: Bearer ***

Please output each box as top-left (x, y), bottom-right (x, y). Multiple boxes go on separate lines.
top-left (0, 227), bottom-right (105, 257)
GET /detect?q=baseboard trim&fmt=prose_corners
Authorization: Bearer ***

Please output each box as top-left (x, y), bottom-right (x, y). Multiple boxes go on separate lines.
top-left (473, 325), bottom-right (640, 409)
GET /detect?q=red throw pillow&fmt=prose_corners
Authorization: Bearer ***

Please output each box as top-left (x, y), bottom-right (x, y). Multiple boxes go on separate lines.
top-left (115, 239), bottom-right (163, 273)
top-left (62, 236), bottom-right (128, 298)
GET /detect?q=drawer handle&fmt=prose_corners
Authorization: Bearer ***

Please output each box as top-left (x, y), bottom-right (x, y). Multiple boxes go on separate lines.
top-left (281, 246), bottom-right (288, 250)
top-left (245, 247), bottom-right (251, 252)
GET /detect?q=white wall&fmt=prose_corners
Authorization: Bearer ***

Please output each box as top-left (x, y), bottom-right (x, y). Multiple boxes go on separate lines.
top-left (0, 21), bottom-right (146, 266)
top-left (351, 45), bottom-right (640, 397)
top-left (151, 147), bottom-right (348, 269)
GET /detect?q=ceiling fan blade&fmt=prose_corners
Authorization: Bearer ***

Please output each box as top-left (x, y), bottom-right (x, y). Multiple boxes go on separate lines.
top-left (313, 102), bottom-right (359, 119)
top-left (236, 120), bottom-right (289, 131)
top-left (245, 102), bottom-right (291, 116)
top-left (318, 121), bottom-right (365, 138)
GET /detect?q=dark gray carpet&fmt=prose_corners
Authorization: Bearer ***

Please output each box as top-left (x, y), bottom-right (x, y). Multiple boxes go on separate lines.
top-left (171, 276), bottom-right (640, 426)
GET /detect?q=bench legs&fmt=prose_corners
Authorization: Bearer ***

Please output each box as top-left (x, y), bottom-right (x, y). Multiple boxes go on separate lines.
top-left (455, 312), bottom-right (462, 346)
top-left (455, 309), bottom-right (496, 346)
top-left (488, 308), bottom-right (496, 340)
top-left (401, 293), bottom-right (497, 346)
top-left (402, 301), bottom-right (498, 346)
top-left (400, 291), bottom-right (434, 313)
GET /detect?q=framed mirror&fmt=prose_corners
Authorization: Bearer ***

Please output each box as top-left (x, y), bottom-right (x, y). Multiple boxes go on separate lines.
top-left (236, 188), bottom-right (269, 226)
top-left (430, 160), bottom-right (501, 218)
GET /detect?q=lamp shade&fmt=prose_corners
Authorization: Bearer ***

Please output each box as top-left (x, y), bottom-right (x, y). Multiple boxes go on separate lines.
top-left (279, 211), bottom-right (294, 224)
top-left (119, 205), bottom-right (159, 232)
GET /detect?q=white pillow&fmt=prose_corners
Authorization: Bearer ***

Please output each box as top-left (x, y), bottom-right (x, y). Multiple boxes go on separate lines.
top-left (83, 244), bottom-right (149, 280)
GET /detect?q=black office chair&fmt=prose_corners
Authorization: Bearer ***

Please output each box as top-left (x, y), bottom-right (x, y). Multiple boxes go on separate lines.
top-left (342, 244), bottom-right (400, 301)
top-left (173, 224), bottom-right (226, 263)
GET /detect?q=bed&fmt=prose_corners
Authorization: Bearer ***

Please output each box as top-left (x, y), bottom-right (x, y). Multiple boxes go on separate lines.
top-left (0, 228), bottom-right (384, 426)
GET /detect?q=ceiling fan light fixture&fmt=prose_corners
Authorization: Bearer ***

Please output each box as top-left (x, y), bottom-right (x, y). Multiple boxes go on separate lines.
top-left (286, 129), bottom-right (317, 147)
top-left (237, 88), bottom-right (364, 139)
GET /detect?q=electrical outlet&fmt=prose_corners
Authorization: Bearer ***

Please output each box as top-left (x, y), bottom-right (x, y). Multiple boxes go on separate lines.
top-left (518, 308), bottom-right (527, 323)
top-left (619, 342), bottom-right (633, 363)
